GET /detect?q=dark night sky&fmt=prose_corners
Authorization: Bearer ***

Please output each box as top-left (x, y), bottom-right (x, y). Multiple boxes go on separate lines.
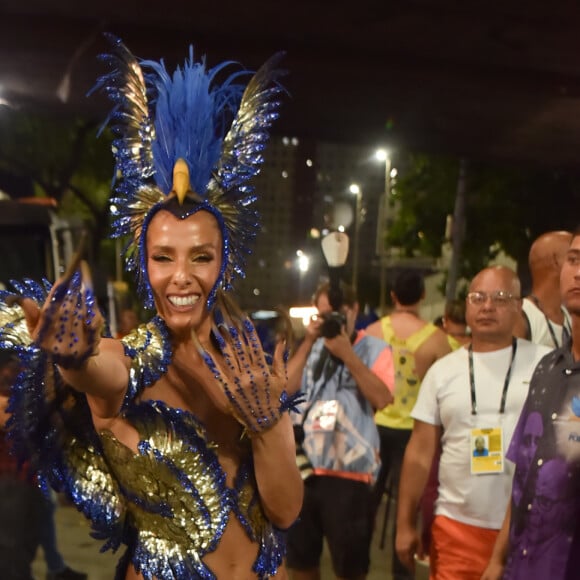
top-left (2, 2), bottom-right (580, 166)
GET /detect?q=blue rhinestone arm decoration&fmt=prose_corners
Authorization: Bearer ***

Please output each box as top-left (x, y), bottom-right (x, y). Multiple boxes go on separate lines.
top-left (279, 389), bottom-right (306, 414)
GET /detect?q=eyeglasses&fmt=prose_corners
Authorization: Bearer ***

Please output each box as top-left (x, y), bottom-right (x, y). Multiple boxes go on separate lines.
top-left (466, 291), bottom-right (521, 307)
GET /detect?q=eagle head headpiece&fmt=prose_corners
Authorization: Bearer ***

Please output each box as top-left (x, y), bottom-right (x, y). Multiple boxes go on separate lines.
top-left (94, 35), bottom-right (285, 309)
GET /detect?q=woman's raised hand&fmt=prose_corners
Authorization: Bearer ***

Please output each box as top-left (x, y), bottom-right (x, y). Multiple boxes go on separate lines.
top-left (19, 257), bottom-right (104, 369)
top-left (192, 316), bottom-right (300, 436)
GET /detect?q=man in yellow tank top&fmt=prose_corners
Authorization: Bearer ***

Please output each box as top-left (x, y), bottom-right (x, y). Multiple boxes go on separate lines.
top-left (366, 270), bottom-right (450, 580)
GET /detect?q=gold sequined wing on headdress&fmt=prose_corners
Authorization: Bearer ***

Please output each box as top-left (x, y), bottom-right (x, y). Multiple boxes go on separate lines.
top-left (207, 53), bottom-right (286, 288)
top-left (93, 35), bottom-right (165, 291)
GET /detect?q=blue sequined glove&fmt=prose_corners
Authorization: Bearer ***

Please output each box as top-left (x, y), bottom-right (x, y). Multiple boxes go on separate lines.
top-left (195, 316), bottom-right (303, 436)
top-left (34, 260), bottom-right (104, 369)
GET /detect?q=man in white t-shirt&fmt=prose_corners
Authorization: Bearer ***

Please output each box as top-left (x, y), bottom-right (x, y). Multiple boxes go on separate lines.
top-left (395, 266), bottom-right (550, 580)
top-left (514, 231), bottom-right (572, 349)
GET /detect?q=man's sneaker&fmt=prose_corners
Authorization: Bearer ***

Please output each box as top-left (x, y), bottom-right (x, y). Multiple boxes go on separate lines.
top-left (46, 566), bottom-right (88, 580)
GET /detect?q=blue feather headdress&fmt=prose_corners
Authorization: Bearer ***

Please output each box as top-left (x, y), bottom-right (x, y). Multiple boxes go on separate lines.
top-left (94, 35), bottom-right (285, 308)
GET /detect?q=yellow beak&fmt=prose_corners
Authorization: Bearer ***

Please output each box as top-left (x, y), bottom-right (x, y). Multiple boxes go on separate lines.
top-left (171, 158), bottom-right (192, 204)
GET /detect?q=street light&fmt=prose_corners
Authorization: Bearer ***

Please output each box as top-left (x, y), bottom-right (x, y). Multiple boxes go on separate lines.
top-left (375, 148), bottom-right (392, 315)
top-left (296, 249), bottom-right (310, 303)
top-left (349, 183), bottom-right (362, 293)
top-left (296, 249), bottom-right (310, 273)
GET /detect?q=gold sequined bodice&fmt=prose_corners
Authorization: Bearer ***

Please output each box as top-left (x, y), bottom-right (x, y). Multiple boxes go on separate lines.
top-left (99, 400), bottom-right (270, 568)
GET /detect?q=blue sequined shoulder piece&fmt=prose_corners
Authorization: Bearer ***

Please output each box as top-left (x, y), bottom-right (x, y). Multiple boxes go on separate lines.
top-left (120, 315), bottom-right (172, 404)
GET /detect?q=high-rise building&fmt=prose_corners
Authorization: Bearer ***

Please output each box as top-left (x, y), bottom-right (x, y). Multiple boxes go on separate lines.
top-left (236, 138), bottom-right (393, 311)
top-left (235, 136), bottom-right (315, 310)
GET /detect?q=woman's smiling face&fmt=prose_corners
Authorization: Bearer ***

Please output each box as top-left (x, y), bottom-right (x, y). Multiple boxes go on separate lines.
top-left (146, 209), bottom-right (222, 339)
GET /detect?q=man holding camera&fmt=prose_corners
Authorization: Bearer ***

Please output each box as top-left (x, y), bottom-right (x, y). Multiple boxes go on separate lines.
top-left (286, 281), bottom-right (394, 580)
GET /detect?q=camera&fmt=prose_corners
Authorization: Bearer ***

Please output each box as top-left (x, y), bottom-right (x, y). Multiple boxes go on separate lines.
top-left (312, 311), bottom-right (346, 339)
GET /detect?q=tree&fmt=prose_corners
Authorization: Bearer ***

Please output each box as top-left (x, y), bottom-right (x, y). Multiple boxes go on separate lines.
top-left (0, 110), bottom-right (113, 260)
top-left (386, 153), bottom-right (580, 289)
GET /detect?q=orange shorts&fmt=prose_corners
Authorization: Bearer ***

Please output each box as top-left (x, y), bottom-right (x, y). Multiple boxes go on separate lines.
top-left (429, 515), bottom-right (498, 580)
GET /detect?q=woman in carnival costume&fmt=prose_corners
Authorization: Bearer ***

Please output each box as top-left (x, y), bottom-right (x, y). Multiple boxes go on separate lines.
top-left (0, 36), bottom-right (303, 579)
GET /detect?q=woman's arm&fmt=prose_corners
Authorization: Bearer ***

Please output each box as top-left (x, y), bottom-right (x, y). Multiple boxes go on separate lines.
top-left (184, 320), bottom-right (305, 528)
top-left (58, 337), bottom-right (131, 419)
top-left (251, 413), bottom-right (304, 528)
top-left (0, 395), bottom-right (9, 429)
top-left (17, 265), bottom-right (132, 418)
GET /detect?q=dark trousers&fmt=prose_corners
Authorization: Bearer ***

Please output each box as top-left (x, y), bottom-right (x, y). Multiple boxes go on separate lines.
top-left (0, 477), bottom-right (44, 580)
top-left (287, 475), bottom-right (373, 578)
top-left (371, 426), bottom-right (412, 580)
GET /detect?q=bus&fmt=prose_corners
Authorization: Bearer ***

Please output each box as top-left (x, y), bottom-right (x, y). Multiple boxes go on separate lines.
top-left (0, 199), bottom-right (84, 289)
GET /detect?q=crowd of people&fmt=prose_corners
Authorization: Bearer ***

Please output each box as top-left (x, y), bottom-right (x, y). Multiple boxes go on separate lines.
top-left (0, 34), bottom-right (579, 580)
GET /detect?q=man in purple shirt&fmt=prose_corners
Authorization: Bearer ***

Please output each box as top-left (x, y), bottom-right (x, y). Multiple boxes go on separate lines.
top-left (483, 228), bottom-right (580, 580)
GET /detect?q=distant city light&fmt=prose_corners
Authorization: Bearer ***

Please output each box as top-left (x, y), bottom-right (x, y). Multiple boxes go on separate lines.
top-left (253, 288), bottom-right (261, 295)
top-left (282, 136), bottom-right (290, 145)
top-left (281, 170), bottom-right (288, 178)
top-left (289, 306), bottom-right (318, 327)
top-left (296, 249), bottom-right (304, 257)
top-left (297, 253), bottom-right (310, 272)
top-left (0, 87), bottom-right (9, 107)
top-left (306, 159), bottom-right (313, 167)
top-left (321, 228), bottom-right (330, 237)
top-left (291, 137), bottom-right (299, 146)
top-left (310, 228), bottom-right (321, 238)
top-left (349, 183), bottom-right (360, 195)
top-left (337, 225), bottom-right (345, 233)
top-left (390, 168), bottom-right (398, 178)
top-left (252, 309), bottom-right (278, 320)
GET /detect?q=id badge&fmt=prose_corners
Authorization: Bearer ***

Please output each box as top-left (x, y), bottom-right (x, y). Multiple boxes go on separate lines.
top-left (470, 426), bottom-right (504, 474)
top-left (310, 400), bottom-right (339, 432)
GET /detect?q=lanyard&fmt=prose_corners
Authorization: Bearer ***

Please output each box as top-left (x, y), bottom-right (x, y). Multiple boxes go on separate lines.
top-left (530, 295), bottom-right (569, 348)
top-left (468, 338), bottom-right (517, 415)
top-left (544, 312), bottom-right (570, 348)
top-left (545, 314), bottom-right (560, 348)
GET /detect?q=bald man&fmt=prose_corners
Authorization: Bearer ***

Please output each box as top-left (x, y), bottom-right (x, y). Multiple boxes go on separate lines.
top-left (483, 228), bottom-right (580, 580)
top-left (395, 266), bottom-right (550, 580)
top-left (514, 231), bottom-right (572, 348)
